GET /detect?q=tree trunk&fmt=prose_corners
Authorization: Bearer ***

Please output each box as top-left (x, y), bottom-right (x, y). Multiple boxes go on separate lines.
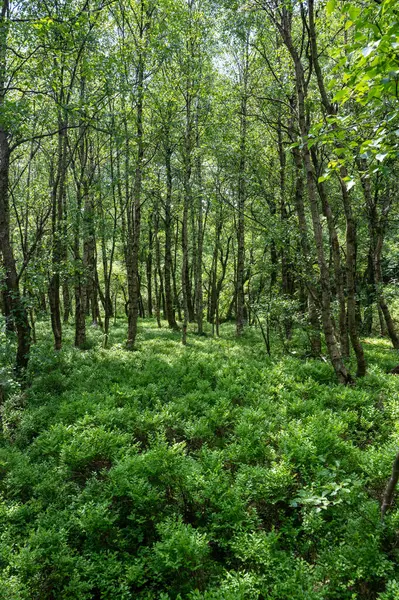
top-left (0, 129), bottom-right (31, 374)
top-left (236, 49), bottom-right (248, 337)
top-left (359, 164), bottom-right (399, 349)
top-left (308, 0), bottom-right (363, 375)
top-left (146, 211), bottom-right (153, 318)
top-left (278, 116), bottom-right (294, 339)
top-left (100, 133), bottom-right (117, 348)
top-left (126, 50), bottom-right (145, 350)
top-left (74, 178), bottom-right (86, 348)
top-left (290, 129), bottom-right (321, 357)
top-left (172, 221), bottom-right (182, 322)
top-left (283, 22), bottom-right (351, 383)
top-left (312, 150), bottom-right (349, 357)
top-left (381, 452), bottom-right (399, 520)
top-left (339, 173), bottom-right (366, 376)
top-left (49, 114), bottom-right (67, 351)
top-left (182, 194), bottom-right (189, 346)
top-left (164, 142), bottom-right (178, 330)
top-left (195, 102), bottom-right (204, 335)
top-left (153, 209), bottom-right (162, 329)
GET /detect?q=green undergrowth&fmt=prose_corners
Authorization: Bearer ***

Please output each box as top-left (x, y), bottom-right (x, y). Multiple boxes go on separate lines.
top-left (1, 320), bottom-right (399, 599)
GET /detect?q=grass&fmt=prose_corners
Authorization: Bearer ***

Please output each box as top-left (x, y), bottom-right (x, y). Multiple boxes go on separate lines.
top-left (0, 319), bottom-right (399, 599)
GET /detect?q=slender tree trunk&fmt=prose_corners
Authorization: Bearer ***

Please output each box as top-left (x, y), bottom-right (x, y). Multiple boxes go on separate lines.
top-left (363, 248), bottom-right (374, 335)
top-left (146, 211), bottom-right (153, 318)
top-left (312, 150), bottom-right (349, 357)
top-left (164, 142), bottom-right (178, 330)
top-left (290, 129), bottom-right (321, 357)
top-left (186, 263), bottom-right (195, 322)
top-left (63, 283), bottom-right (71, 323)
top-left (153, 209), bottom-right (162, 328)
top-left (127, 47), bottom-right (145, 350)
top-left (282, 18), bottom-right (351, 383)
top-left (62, 182), bottom-right (71, 324)
top-left (381, 452), bottom-right (399, 520)
top-left (172, 221), bottom-right (182, 322)
top-left (209, 219), bottom-right (222, 329)
top-left (236, 50), bottom-right (248, 337)
top-left (182, 34), bottom-right (194, 344)
top-left (278, 116), bottom-right (294, 338)
top-left (374, 228), bottom-right (399, 348)
top-left (378, 305), bottom-right (387, 337)
top-left (73, 81), bottom-right (90, 348)
top-left (195, 102), bottom-right (204, 335)
top-left (339, 173), bottom-right (366, 376)
top-left (73, 179), bottom-right (86, 348)
top-left (0, 128), bottom-right (31, 373)
top-left (49, 113), bottom-right (67, 351)
top-left (359, 164), bottom-right (399, 349)
top-left (74, 227), bottom-right (86, 348)
top-left (100, 134), bottom-right (117, 348)
top-left (0, 254), bottom-right (13, 331)
top-left (182, 193), bottom-right (189, 345)
top-left (83, 193), bottom-right (99, 326)
top-left (308, 0), bottom-right (362, 375)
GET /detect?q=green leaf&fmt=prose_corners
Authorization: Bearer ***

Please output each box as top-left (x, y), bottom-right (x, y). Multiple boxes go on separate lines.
top-left (333, 89), bottom-right (349, 102)
top-left (318, 173), bottom-right (329, 183)
top-left (348, 5), bottom-right (361, 20)
top-left (326, 0), bottom-right (336, 16)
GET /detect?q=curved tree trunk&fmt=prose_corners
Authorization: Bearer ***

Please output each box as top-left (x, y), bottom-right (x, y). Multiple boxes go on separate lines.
top-left (282, 19), bottom-right (352, 384)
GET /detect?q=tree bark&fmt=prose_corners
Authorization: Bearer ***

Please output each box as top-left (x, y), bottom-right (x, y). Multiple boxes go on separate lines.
top-left (164, 141), bottom-right (178, 330)
top-left (195, 100), bottom-right (204, 335)
top-left (182, 192), bottom-right (189, 346)
top-left (49, 111), bottom-right (67, 351)
top-left (281, 14), bottom-right (351, 383)
top-left (126, 44), bottom-right (145, 350)
top-left (312, 150), bottom-right (349, 357)
top-left (308, 0), bottom-right (364, 375)
top-left (146, 211), bottom-right (153, 318)
top-left (0, 128), bottom-right (31, 374)
top-left (339, 173), bottom-right (366, 376)
top-left (236, 41), bottom-right (248, 337)
top-left (359, 163), bottom-right (399, 349)
top-left (153, 208), bottom-right (162, 328)
top-left (381, 452), bottom-right (399, 520)
top-left (290, 125), bottom-right (321, 357)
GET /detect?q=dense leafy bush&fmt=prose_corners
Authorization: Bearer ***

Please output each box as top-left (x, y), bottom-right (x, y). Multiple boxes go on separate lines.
top-left (0, 321), bottom-right (399, 598)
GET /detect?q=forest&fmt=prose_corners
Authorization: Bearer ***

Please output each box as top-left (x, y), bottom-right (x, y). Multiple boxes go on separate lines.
top-left (0, 0), bottom-right (399, 597)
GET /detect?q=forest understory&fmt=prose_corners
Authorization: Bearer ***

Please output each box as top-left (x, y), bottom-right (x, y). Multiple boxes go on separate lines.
top-left (0, 320), bottom-right (399, 599)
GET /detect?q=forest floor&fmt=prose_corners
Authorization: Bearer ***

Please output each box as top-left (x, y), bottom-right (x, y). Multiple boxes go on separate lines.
top-left (1, 321), bottom-right (399, 599)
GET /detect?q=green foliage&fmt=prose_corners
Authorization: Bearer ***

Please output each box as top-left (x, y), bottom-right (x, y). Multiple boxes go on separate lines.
top-left (0, 321), bottom-right (398, 598)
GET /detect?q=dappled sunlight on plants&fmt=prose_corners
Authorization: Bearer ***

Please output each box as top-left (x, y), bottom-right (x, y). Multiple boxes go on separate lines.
top-left (0, 321), bottom-right (398, 598)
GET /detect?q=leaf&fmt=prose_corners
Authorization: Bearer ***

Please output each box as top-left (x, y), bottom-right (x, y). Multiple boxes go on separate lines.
top-left (333, 88), bottom-right (349, 102)
top-left (326, 0), bottom-right (336, 16)
top-left (348, 5), bottom-right (361, 20)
